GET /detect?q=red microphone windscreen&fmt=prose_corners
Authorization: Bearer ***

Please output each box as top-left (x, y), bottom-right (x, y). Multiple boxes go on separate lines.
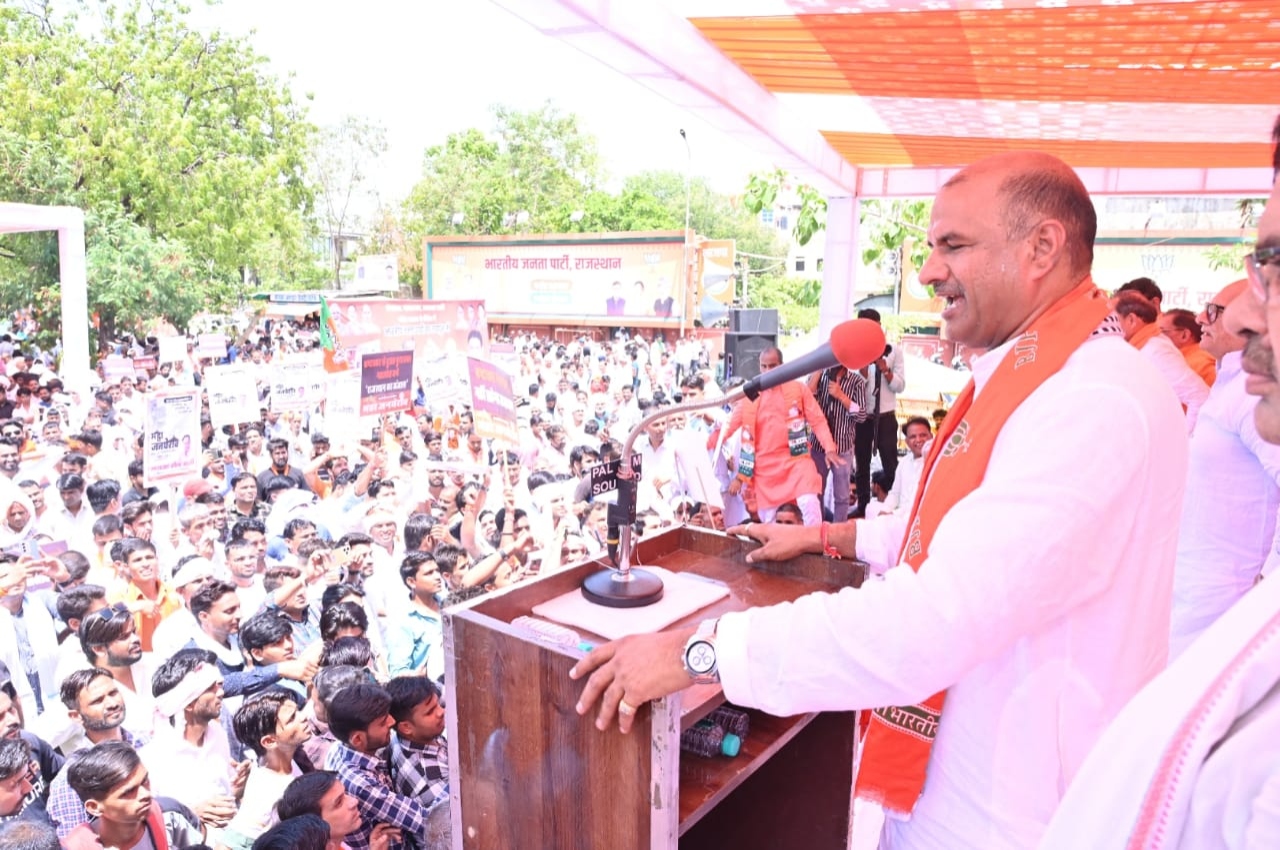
top-left (830, 319), bottom-right (887, 370)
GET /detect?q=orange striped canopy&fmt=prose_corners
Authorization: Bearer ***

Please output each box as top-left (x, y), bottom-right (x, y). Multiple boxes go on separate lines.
top-left (687, 0), bottom-right (1279, 170)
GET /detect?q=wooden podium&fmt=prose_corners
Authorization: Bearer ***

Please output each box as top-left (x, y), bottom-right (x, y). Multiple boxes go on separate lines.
top-left (443, 526), bottom-right (867, 850)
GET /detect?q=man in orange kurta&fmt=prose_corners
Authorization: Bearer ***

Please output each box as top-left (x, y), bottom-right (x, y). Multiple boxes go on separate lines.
top-left (724, 347), bottom-right (842, 526)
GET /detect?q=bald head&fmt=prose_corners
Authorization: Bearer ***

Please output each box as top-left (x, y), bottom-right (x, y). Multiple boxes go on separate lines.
top-left (1200, 279), bottom-right (1248, 361)
top-left (973, 154), bottom-right (1096, 279)
top-left (923, 152), bottom-right (1099, 350)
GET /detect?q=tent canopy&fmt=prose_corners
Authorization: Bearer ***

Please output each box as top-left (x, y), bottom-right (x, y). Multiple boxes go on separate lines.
top-left (495, 0), bottom-right (1279, 196)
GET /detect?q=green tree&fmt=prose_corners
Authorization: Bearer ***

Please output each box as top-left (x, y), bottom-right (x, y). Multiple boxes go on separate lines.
top-left (402, 102), bottom-right (601, 239)
top-left (860, 200), bottom-right (932, 285)
top-left (0, 0), bottom-right (317, 350)
top-left (310, 115), bottom-right (389, 286)
top-left (742, 169), bottom-right (932, 293)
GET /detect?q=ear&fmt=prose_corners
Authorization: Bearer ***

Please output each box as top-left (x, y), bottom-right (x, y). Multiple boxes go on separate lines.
top-left (394, 717), bottom-right (414, 739)
top-left (1026, 218), bottom-right (1069, 278)
top-left (261, 732), bottom-right (279, 751)
top-left (84, 798), bottom-right (104, 818)
top-left (67, 708), bottom-right (82, 725)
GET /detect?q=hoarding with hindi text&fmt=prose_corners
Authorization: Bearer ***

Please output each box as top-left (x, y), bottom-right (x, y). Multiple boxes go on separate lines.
top-left (425, 233), bottom-right (688, 322)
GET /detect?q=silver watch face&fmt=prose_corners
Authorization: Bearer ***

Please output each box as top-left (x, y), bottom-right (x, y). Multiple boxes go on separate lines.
top-left (685, 639), bottom-right (717, 675)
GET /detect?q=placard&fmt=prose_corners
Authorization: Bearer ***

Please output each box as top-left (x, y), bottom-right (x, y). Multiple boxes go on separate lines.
top-left (203, 365), bottom-right (257, 429)
top-left (196, 333), bottom-right (228, 360)
top-left (586, 455), bottom-right (643, 498)
top-left (269, 361), bottom-right (326, 412)
top-left (467, 357), bottom-right (519, 445)
top-left (143, 388), bottom-right (202, 485)
top-left (360, 351), bottom-right (414, 417)
top-left (132, 355), bottom-right (157, 373)
top-left (157, 335), bottom-right (186, 364)
top-left (324, 372), bottom-right (365, 442)
top-left (101, 355), bottom-right (134, 384)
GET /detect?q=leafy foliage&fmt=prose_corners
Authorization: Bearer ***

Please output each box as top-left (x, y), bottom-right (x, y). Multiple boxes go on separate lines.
top-left (400, 106), bottom-right (786, 287)
top-left (744, 276), bottom-right (822, 332)
top-left (860, 200), bottom-right (931, 277)
top-left (0, 0), bottom-right (317, 351)
top-left (402, 103), bottom-right (601, 238)
top-left (310, 115), bottom-right (388, 286)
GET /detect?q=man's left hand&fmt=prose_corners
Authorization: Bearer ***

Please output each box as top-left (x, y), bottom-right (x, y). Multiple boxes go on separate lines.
top-left (571, 627), bottom-right (697, 734)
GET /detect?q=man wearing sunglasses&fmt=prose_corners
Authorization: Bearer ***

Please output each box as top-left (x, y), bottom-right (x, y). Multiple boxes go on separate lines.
top-left (1167, 279), bottom-right (1280, 660)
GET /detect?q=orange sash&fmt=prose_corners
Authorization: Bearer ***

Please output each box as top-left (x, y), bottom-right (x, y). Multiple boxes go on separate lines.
top-left (1128, 321), bottom-right (1161, 351)
top-left (853, 279), bottom-right (1111, 816)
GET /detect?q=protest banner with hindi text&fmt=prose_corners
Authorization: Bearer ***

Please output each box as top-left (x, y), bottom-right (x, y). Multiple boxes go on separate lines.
top-left (143, 388), bottom-right (201, 486)
top-left (467, 357), bottom-right (519, 444)
top-left (360, 350), bottom-right (414, 416)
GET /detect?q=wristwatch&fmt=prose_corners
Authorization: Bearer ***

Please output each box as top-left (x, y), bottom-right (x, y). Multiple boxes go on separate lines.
top-left (682, 618), bottom-right (720, 684)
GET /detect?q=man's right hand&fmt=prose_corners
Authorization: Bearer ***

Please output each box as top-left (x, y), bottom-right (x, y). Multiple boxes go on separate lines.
top-left (193, 794), bottom-right (237, 827)
top-left (727, 521), bottom-right (823, 563)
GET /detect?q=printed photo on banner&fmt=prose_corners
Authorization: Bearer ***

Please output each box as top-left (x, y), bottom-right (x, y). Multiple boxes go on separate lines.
top-left (143, 388), bottom-right (201, 486)
top-left (467, 357), bottom-right (519, 444)
top-left (360, 350), bottom-right (414, 416)
top-left (203, 365), bottom-right (258, 430)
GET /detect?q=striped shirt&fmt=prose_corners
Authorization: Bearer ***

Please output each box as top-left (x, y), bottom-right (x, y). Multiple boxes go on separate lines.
top-left (812, 367), bottom-right (868, 452)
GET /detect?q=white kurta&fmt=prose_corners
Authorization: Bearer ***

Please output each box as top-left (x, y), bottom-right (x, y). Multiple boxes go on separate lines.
top-left (883, 450), bottom-right (927, 516)
top-left (1169, 351), bottom-right (1280, 659)
top-left (1140, 333), bottom-right (1210, 434)
top-left (716, 333), bottom-right (1189, 850)
top-left (1041, 565), bottom-right (1280, 850)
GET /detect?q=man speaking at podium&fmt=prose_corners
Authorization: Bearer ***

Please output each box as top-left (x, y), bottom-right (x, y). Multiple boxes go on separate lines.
top-left (572, 151), bottom-right (1188, 850)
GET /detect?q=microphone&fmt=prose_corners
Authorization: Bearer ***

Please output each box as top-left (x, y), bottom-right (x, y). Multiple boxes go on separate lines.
top-left (741, 318), bottom-right (886, 401)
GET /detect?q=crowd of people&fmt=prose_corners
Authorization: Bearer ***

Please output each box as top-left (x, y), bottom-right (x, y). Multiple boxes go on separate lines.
top-left (0, 135), bottom-right (1277, 850)
top-left (0, 284), bottom-right (927, 850)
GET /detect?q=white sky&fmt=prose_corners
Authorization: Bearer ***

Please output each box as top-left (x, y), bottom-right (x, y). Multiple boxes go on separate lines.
top-left (187, 0), bottom-right (774, 208)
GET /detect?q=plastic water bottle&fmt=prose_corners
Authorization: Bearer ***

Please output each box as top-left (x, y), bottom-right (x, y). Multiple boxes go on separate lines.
top-left (511, 616), bottom-right (595, 652)
top-left (680, 719), bottom-right (741, 758)
top-left (707, 705), bottom-right (750, 740)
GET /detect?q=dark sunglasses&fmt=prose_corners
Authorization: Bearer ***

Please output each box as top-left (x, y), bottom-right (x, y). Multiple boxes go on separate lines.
top-left (1204, 303), bottom-right (1226, 325)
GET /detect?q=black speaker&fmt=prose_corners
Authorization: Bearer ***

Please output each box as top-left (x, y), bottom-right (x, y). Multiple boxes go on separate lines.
top-left (729, 308), bottom-right (779, 335)
top-left (724, 332), bottom-right (777, 382)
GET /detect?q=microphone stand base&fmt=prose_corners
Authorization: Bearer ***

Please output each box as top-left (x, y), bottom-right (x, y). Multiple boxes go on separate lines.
top-left (581, 568), bottom-right (665, 608)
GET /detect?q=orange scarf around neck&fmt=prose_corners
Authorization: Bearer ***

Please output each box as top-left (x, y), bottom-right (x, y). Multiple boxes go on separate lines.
top-left (853, 278), bottom-right (1112, 817)
top-left (1127, 320), bottom-right (1161, 351)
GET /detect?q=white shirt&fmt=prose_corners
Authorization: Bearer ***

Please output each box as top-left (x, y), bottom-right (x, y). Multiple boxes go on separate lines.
top-left (883, 450), bottom-right (927, 516)
top-left (141, 720), bottom-right (234, 811)
top-left (1041, 561), bottom-right (1280, 850)
top-left (1139, 333), bottom-right (1210, 433)
top-left (1169, 351), bottom-right (1280, 659)
top-left (150, 608), bottom-right (200, 665)
top-left (870, 342), bottom-right (907, 414)
top-left (635, 429), bottom-right (724, 510)
top-left (716, 332), bottom-right (1189, 850)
